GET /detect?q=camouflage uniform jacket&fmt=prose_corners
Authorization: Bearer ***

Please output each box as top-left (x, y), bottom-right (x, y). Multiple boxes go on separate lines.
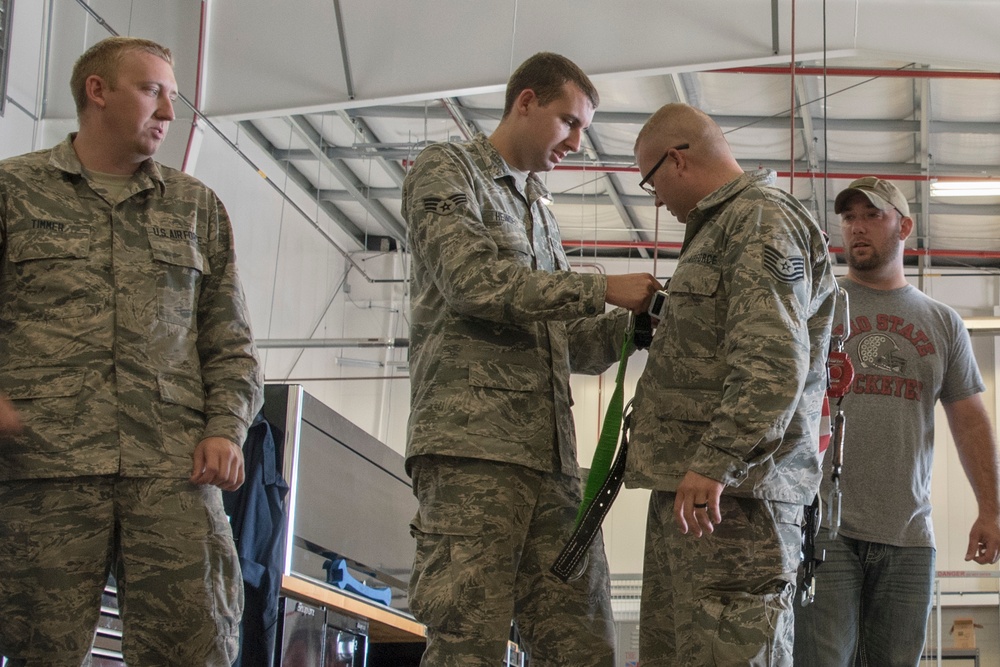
top-left (0, 136), bottom-right (262, 481)
top-left (402, 133), bottom-right (630, 477)
top-left (625, 170), bottom-right (835, 504)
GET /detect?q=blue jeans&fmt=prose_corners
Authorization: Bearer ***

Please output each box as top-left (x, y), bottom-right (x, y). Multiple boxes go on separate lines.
top-left (793, 529), bottom-right (935, 667)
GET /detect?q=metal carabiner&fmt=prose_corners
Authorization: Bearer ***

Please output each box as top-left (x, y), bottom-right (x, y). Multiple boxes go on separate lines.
top-left (825, 409), bottom-right (846, 538)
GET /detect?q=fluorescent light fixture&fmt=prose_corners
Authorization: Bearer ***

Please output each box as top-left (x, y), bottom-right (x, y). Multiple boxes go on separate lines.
top-left (963, 317), bottom-right (1000, 333)
top-left (930, 181), bottom-right (1000, 197)
top-left (335, 356), bottom-right (383, 368)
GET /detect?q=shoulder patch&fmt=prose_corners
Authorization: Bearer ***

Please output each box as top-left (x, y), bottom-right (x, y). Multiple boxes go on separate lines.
top-left (422, 193), bottom-right (468, 215)
top-left (763, 245), bottom-right (805, 284)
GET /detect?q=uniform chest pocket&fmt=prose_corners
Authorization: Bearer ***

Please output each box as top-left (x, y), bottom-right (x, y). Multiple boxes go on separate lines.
top-left (659, 263), bottom-right (723, 358)
top-left (484, 209), bottom-right (532, 261)
top-left (1, 227), bottom-right (98, 320)
top-left (147, 231), bottom-right (210, 330)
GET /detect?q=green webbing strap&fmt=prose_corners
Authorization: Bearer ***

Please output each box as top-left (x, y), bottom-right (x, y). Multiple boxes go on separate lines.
top-left (575, 325), bottom-right (631, 526)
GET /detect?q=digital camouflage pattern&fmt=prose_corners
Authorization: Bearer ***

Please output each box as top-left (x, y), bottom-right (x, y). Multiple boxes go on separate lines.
top-left (403, 133), bottom-right (631, 477)
top-left (0, 136), bottom-right (263, 481)
top-left (641, 492), bottom-right (801, 666)
top-left (402, 133), bottom-right (627, 666)
top-left (625, 170), bottom-right (835, 666)
top-left (0, 135), bottom-right (260, 665)
top-left (625, 170), bottom-right (836, 503)
top-left (408, 456), bottom-right (615, 667)
top-left (0, 477), bottom-right (242, 666)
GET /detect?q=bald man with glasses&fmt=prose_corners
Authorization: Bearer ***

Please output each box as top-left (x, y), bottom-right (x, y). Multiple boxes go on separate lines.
top-left (624, 103), bottom-right (837, 666)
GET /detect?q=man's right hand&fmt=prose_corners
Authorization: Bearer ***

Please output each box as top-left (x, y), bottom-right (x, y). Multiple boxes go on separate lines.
top-left (0, 395), bottom-right (23, 435)
top-left (605, 273), bottom-right (662, 314)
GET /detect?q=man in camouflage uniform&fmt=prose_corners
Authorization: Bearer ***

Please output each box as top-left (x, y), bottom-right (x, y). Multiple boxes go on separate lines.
top-left (0, 37), bottom-right (261, 666)
top-left (402, 52), bottom-right (660, 667)
top-left (625, 103), bottom-right (836, 666)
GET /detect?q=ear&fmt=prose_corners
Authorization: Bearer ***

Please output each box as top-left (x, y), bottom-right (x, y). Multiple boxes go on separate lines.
top-left (668, 145), bottom-right (688, 175)
top-left (85, 74), bottom-right (109, 111)
top-left (513, 88), bottom-right (538, 117)
top-left (899, 214), bottom-right (914, 241)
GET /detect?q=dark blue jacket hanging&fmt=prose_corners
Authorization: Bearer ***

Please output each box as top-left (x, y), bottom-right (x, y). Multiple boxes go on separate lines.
top-left (224, 411), bottom-right (289, 667)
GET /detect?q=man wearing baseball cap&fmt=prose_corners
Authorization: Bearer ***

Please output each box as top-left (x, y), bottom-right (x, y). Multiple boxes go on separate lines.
top-left (794, 177), bottom-right (1000, 666)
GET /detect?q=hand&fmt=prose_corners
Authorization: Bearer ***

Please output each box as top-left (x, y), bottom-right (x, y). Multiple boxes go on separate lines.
top-left (190, 436), bottom-right (245, 492)
top-left (965, 514), bottom-right (1000, 565)
top-left (605, 273), bottom-right (662, 314)
top-left (0, 394), bottom-right (22, 435)
top-left (673, 470), bottom-right (725, 537)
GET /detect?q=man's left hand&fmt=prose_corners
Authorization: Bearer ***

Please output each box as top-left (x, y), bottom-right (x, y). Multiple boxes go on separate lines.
top-left (673, 470), bottom-right (725, 537)
top-left (190, 436), bottom-right (245, 491)
top-left (965, 514), bottom-right (1000, 565)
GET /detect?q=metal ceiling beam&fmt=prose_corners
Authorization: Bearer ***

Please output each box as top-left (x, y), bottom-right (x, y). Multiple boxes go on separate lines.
top-left (343, 105), bottom-right (1000, 135)
top-left (319, 187), bottom-right (400, 202)
top-left (916, 71), bottom-right (932, 279)
top-left (315, 187), bottom-right (1000, 217)
top-left (334, 111), bottom-right (407, 188)
top-left (440, 97), bottom-right (481, 141)
top-left (286, 115), bottom-right (407, 241)
top-left (583, 130), bottom-right (649, 259)
top-left (793, 77), bottom-right (819, 177)
top-left (237, 120), bottom-right (366, 242)
top-left (332, 0), bottom-right (355, 100)
top-left (274, 139), bottom-right (1000, 179)
top-left (670, 73), bottom-right (692, 106)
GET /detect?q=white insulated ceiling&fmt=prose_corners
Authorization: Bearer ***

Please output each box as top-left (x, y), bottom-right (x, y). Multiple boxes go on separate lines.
top-left (42, 0), bottom-right (1000, 269)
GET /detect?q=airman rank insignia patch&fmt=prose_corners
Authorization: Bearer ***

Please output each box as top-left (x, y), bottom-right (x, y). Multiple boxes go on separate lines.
top-left (763, 245), bottom-right (805, 283)
top-left (422, 193), bottom-right (468, 215)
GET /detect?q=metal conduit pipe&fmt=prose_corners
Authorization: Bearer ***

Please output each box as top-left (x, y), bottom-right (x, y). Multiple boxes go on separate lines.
top-left (256, 338), bottom-right (409, 349)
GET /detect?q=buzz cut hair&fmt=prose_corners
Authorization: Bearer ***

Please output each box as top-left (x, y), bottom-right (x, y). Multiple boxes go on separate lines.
top-left (70, 36), bottom-right (174, 115)
top-left (502, 52), bottom-right (599, 118)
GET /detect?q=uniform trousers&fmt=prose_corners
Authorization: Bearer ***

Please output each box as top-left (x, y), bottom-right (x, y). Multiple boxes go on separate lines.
top-left (640, 490), bottom-right (802, 667)
top-left (408, 455), bottom-right (615, 667)
top-left (0, 476), bottom-right (243, 666)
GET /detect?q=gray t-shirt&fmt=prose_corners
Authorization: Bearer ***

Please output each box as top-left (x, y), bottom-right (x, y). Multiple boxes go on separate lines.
top-left (822, 278), bottom-right (985, 548)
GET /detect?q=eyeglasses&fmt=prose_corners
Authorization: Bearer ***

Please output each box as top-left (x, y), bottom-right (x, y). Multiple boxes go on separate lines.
top-left (638, 143), bottom-right (689, 196)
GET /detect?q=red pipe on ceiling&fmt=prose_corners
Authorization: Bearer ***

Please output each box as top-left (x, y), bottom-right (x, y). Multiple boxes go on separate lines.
top-left (713, 66), bottom-right (1000, 80)
top-left (552, 164), bottom-right (997, 183)
top-left (563, 239), bottom-right (1000, 259)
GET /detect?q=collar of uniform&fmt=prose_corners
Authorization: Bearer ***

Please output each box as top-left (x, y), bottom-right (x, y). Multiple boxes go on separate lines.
top-left (471, 133), bottom-right (511, 180)
top-left (51, 133), bottom-right (166, 195)
top-left (682, 169), bottom-right (776, 249)
top-left (471, 132), bottom-right (553, 204)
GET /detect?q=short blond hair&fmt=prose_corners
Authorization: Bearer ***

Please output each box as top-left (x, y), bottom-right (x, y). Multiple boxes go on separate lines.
top-left (70, 36), bottom-right (173, 114)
